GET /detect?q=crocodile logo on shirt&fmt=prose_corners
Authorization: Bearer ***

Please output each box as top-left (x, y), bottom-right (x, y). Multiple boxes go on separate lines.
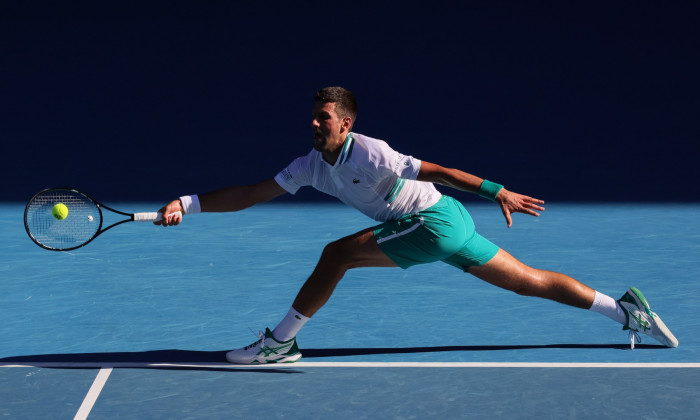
top-left (353, 178), bottom-right (360, 184)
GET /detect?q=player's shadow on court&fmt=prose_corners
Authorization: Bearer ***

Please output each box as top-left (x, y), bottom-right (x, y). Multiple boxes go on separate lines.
top-left (0, 343), bottom-right (665, 371)
top-left (0, 350), bottom-right (301, 373)
top-left (302, 343), bottom-right (666, 358)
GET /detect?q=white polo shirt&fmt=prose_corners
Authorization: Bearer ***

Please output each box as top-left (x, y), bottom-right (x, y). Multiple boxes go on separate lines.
top-left (274, 133), bottom-right (442, 222)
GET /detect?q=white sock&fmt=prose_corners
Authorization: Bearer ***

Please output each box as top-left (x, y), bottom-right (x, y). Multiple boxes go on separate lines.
top-left (589, 290), bottom-right (627, 325)
top-left (272, 307), bottom-right (310, 342)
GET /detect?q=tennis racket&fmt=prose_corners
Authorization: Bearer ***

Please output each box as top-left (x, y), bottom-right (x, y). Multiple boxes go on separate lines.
top-left (24, 187), bottom-right (181, 251)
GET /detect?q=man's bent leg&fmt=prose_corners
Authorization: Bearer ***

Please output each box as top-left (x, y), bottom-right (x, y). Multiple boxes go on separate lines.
top-left (227, 228), bottom-right (396, 364)
top-left (468, 248), bottom-right (595, 309)
top-left (292, 227), bottom-right (397, 318)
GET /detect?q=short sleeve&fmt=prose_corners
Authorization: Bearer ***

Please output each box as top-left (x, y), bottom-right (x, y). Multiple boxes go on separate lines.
top-left (274, 153), bottom-right (314, 195)
top-left (367, 139), bottom-right (422, 180)
top-left (393, 154), bottom-right (422, 179)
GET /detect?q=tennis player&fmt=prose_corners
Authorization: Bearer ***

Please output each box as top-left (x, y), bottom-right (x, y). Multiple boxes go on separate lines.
top-left (157, 87), bottom-right (678, 364)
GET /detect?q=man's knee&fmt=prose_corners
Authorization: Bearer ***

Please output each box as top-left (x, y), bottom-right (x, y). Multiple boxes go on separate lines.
top-left (482, 266), bottom-right (548, 297)
top-left (320, 238), bottom-right (357, 269)
top-left (511, 269), bottom-right (558, 297)
top-left (322, 233), bottom-right (379, 270)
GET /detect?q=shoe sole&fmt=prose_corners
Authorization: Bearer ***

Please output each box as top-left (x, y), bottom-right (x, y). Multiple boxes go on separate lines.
top-left (226, 352), bottom-right (302, 365)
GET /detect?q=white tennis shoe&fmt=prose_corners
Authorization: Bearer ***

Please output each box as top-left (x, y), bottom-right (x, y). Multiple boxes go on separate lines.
top-left (226, 328), bottom-right (302, 364)
top-left (618, 287), bottom-right (678, 349)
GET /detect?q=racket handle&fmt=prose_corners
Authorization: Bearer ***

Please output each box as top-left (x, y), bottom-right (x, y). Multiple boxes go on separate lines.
top-left (133, 211), bottom-right (182, 222)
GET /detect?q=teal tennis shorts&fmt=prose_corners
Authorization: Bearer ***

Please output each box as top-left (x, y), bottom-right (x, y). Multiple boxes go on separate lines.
top-left (373, 196), bottom-right (499, 270)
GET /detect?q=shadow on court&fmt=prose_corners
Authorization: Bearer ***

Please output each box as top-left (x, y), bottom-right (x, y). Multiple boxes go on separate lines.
top-left (1, 349), bottom-right (228, 364)
top-left (0, 350), bottom-right (300, 373)
top-left (303, 343), bottom-right (666, 357)
top-left (0, 343), bottom-right (667, 368)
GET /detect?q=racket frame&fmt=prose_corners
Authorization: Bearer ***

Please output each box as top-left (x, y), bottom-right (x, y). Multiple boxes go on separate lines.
top-left (24, 187), bottom-right (147, 251)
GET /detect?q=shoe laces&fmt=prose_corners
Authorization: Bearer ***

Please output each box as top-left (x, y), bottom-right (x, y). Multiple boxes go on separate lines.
top-left (629, 330), bottom-right (642, 350)
top-left (244, 328), bottom-right (265, 351)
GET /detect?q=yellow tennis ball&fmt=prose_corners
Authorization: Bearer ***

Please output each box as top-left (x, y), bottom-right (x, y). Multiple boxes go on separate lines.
top-left (52, 203), bottom-right (69, 220)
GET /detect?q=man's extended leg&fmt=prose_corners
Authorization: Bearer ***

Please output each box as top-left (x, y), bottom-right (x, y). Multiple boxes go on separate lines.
top-left (467, 248), bottom-right (595, 308)
top-left (468, 248), bottom-right (678, 347)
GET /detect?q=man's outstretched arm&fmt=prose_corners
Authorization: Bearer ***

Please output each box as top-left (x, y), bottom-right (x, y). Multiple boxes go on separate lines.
top-left (416, 161), bottom-right (545, 228)
top-left (156, 178), bottom-right (287, 226)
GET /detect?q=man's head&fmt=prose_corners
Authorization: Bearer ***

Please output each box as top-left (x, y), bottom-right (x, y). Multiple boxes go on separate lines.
top-left (311, 87), bottom-right (358, 161)
top-left (313, 87), bottom-right (357, 125)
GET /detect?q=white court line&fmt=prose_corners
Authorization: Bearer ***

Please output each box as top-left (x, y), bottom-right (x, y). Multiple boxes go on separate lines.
top-left (74, 367), bottom-right (112, 420)
top-left (1, 362), bottom-right (700, 369)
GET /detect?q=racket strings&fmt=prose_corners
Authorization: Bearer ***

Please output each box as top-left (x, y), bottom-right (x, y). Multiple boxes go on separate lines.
top-left (25, 190), bottom-right (100, 250)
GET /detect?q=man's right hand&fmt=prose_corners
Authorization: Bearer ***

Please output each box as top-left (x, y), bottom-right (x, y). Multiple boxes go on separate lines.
top-left (154, 199), bottom-right (184, 226)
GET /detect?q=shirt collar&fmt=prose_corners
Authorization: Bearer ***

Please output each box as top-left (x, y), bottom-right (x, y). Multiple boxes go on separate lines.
top-left (318, 133), bottom-right (355, 168)
top-left (335, 133), bottom-right (354, 167)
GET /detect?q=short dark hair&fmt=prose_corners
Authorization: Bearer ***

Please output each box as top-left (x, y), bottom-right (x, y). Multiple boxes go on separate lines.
top-left (314, 86), bottom-right (358, 122)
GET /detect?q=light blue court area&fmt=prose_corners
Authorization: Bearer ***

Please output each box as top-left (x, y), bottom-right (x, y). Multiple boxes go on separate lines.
top-left (2, 364), bottom-right (700, 419)
top-left (1, 202), bottom-right (700, 418)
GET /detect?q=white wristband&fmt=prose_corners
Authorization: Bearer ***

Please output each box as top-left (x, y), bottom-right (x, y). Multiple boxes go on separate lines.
top-left (179, 194), bottom-right (201, 214)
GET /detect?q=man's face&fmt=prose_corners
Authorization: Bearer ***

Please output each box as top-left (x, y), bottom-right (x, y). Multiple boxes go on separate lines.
top-left (311, 101), bottom-right (346, 154)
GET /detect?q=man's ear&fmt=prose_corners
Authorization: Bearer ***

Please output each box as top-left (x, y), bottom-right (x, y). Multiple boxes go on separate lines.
top-left (341, 116), bottom-right (353, 132)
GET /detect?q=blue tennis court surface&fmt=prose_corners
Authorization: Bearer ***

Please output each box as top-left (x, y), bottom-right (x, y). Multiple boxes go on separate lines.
top-left (2, 202), bottom-right (699, 418)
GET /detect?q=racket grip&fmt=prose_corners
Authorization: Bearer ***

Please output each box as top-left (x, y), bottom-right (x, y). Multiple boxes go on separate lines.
top-left (133, 211), bottom-right (182, 222)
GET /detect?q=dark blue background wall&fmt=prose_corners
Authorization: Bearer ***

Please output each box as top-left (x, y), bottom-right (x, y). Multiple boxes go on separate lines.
top-left (3, 2), bottom-right (698, 203)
